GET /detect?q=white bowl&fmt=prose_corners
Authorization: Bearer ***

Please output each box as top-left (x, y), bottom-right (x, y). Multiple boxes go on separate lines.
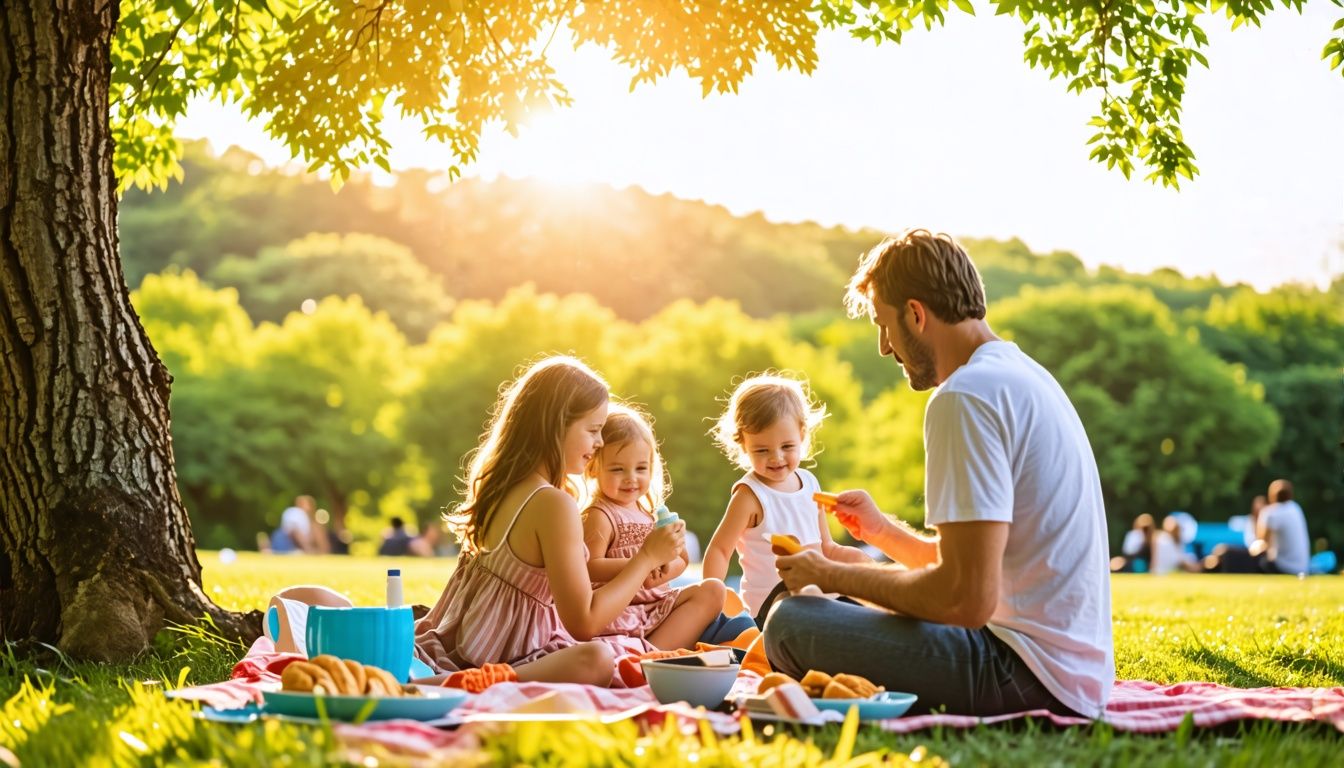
top-left (640, 660), bottom-right (740, 708)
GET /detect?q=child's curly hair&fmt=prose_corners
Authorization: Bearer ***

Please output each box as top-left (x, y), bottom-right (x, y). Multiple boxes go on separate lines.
top-left (712, 373), bottom-right (827, 471)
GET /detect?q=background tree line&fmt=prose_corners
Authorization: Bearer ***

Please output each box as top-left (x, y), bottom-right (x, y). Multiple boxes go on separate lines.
top-left (126, 144), bottom-right (1344, 554)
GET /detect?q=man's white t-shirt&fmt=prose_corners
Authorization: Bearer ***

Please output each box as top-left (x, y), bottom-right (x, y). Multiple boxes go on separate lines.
top-left (1262, 500), bottom-right (1310, 575)
top-left (924, 341), bottom-right (1114, 717)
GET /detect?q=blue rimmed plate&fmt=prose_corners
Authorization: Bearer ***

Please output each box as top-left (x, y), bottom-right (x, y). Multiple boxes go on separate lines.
top-left (262, 685), bottom-right (469, 722)
top-left (810, 691), bottom-right (918, 720)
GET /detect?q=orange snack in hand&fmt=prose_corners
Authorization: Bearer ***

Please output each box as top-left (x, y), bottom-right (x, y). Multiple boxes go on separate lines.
top-left (770, 533), bottom-right (803, 556)
top-left (813, 491), bottom-right (840, 510)
top-left (443, 662), bottom-right (518, 693)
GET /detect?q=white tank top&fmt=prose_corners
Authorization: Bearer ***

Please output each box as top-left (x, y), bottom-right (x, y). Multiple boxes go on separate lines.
top-left (733, 468), bottom-right (823, 615)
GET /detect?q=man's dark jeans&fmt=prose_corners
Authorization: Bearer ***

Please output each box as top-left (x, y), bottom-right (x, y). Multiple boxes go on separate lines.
top-left (763, 596), bottom-right (1081, 717)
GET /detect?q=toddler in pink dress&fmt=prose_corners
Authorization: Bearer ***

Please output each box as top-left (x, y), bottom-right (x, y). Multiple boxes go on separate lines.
top-left (582, 404), bottom-right (725, 650)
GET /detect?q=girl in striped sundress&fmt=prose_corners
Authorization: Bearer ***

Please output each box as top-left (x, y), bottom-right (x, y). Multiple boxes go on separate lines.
top-left (413, 356), bottom-right (687, 686)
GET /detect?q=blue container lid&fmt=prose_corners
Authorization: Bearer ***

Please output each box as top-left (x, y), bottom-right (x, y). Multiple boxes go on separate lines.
top-left (387, 568), bottom-right (401, 576)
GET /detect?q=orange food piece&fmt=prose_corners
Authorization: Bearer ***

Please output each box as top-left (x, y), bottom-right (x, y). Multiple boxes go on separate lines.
top-left (443, 662), bottom-right (518, 693)
top-left (813, 491), bottom-right (840, 509)
top-left (617, 649), bottom-right (695, 687)
top-left (770, 533), bottom-right (803, 556)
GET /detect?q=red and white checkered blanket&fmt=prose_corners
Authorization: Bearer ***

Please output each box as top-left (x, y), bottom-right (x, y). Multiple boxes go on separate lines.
top-left (168, 637), bottom-right (1344, 756)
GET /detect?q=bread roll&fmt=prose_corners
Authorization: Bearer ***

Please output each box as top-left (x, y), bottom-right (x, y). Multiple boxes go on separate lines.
top-left (822, 678), bottom-right (863, 699)
top-left (833, 673), bottom-right (882, 698)
top-left (799, 669), bottom-right (832, 697)
top-left (756, 672), bottom-right (797, 694)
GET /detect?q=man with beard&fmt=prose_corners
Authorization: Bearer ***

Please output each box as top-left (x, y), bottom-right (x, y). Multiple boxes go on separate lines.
top-left (763, 230), bottom-right (1113, 718)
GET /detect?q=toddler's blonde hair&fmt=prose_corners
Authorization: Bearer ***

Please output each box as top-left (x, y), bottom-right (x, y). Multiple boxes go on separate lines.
top-left (713, 373), bottom-right (826, 471)
top-left (585, 402), bottom-right (669, 514)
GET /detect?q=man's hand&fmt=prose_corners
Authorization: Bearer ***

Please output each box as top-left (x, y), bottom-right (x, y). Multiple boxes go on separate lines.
top-left (775, 549), bottom-right (833, 593)
top-left (831, 490), bottom-right (887, 542)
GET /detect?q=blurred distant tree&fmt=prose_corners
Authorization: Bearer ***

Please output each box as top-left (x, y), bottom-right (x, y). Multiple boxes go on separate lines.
top-left (838, 386), bottom-right (932, 528)
top-left (133, 290), bottom-right (420, 549)
top-left (131, 272), bottom-right (258, 548)
top-left (1193, 287), bottom-right (1344, 372)
top-left (1189, 289), bottom-right (1344, 542)
top-left (1235, 366), bottom-right (1344, 547)
top-left (404, 287), bottom-right (624, 520)
top-left (118, 142), bottom-right (401, 286)
top-left (994, 286), bottom-right (1281, 537)
top-left (237, 297), bottom-right (417, 531)
top-left (132, 270), bottom-right (253, 376)
top-left (209, 233), bottom-right (453, 342)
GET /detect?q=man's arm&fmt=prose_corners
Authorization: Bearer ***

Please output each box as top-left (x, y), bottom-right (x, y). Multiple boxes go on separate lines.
top-left (775, 521), bottom-right (1007, 628)
top-left (858, 515), bottom-right (941, 568)
top-left (828, 490), bottom-right (940, 568)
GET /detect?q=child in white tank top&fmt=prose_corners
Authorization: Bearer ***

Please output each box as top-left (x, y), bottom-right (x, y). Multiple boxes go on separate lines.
top-left (702, 374), bottom-right (869, 616)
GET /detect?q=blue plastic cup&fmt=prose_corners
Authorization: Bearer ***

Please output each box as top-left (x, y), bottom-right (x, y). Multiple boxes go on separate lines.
top-left (305, 606), bottom-right (415, 683)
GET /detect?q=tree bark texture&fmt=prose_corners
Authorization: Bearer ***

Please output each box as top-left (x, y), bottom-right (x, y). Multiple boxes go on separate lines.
top-left (0, 0), bottom-right (260, 659)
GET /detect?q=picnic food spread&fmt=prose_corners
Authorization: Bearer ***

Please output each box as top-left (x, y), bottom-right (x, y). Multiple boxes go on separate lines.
top-left (759, 669), bottom-right (885, 699)
top-left (281, 655), bottom-right (414, 697)
top-left (769, 533), bottom-right (803, 556)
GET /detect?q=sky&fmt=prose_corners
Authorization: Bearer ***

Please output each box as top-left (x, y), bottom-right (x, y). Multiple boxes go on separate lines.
top-left (178, 7), bottom-right (1344, 291)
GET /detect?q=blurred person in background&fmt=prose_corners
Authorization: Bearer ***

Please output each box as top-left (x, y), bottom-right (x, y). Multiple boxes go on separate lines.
top-left (269, 495), bottom-right (318, 554)
top-left (1254, 479), bottom-right (1310, 575)
top-left (1110, 513), bottom-right (1156, 573)
top-left (378, 516), bottom-right (415, 556)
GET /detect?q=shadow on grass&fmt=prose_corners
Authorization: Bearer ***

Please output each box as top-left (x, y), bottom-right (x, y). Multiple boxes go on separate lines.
top-left (1176, 645), bottom-right (1279, 688)
top-left (1265, 648), bottom-right (1344, 687)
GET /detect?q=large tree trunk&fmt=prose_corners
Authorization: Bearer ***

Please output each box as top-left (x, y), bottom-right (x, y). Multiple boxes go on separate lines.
top-left (0, 0), bottom-right (260, 659)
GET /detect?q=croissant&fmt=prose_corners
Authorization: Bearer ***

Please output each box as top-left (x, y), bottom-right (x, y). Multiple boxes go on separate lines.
top-left (281, 655), bottom-right (414, 697)
top-left (308, 655), bottom-right (359, 695)
top-left (281, 661), bottom-right (337, 694)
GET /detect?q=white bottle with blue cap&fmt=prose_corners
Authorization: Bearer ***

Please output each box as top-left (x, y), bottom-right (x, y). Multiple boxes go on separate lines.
top-left (386, 568), bottom-right (403, 608)
top-left (653, 505), bottom-right (680, 528)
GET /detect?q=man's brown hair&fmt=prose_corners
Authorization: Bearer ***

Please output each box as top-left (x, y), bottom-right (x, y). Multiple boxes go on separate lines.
top-left (844, 229), bottom-right (987, 323)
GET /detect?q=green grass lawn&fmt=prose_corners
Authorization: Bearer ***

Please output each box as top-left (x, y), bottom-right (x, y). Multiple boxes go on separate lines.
top-left (4, 552), bottom-right (1343, 766)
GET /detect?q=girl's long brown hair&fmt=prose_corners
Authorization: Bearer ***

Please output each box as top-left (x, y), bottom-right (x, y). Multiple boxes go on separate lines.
top-left (446, 355), bottom-right (609, 555)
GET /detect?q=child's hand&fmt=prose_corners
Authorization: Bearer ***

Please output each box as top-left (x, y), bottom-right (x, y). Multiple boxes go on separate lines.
top-left (832, 490), bottom-right (885, 542)
top-left (641, 522), bottom-right (683, 566)
top-left (643, 564), bottom-right (668, 589)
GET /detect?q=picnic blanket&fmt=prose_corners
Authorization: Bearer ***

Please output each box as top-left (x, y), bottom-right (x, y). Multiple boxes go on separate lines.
top-left (868, 680), bottom-right (1344, 733)
top-left (169, 637), bottom-right (1344, 750)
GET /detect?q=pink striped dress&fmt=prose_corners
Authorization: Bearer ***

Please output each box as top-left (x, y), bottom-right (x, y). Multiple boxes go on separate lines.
top-left (585, 496), bottom-right (679, 638)
top-left (413, 486), bottom-right (652, 686)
